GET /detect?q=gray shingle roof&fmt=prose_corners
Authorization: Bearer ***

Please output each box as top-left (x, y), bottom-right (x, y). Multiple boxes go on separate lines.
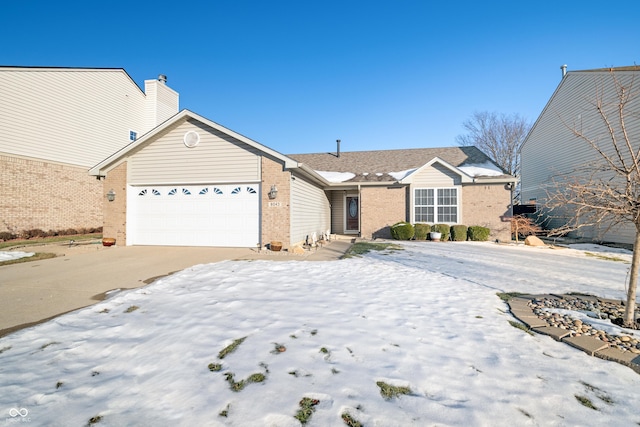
top-left (288, 146), bottom-right (507, 183)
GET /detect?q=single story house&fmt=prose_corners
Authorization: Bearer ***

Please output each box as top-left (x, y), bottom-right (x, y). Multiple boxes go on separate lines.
top-left (90, 110), bottom-right (516, 248)
top-left (520, 65), bottom-right (640, 245)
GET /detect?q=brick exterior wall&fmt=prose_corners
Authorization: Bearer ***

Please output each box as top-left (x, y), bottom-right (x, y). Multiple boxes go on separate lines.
top-left (462, 183), bottom-right (512, 241)
top-left (261, 156), bottom-right (291, 248)
top-left (0, 154), bottom-right (102, 234)
top-left (360, 186), bottom-right (408, 239)
top-left (102, 162), bottom-right (128, 245)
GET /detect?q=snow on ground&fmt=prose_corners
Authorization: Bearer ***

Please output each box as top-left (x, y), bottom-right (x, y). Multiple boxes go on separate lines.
top-left (0, 251), bottom-right (34, 262)
top-left (1, 241), bottom-right (639, 426)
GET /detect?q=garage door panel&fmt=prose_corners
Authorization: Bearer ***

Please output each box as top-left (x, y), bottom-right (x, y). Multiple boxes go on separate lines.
top-left (131, 184), bottom-right (259, 247)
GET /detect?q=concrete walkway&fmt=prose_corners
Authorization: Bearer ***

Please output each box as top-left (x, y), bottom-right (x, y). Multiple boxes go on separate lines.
top-left (0, 239), bottom-right (353, 337)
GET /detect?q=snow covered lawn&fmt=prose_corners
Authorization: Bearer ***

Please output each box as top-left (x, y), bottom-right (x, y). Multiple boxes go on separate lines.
top-left (1, 241), bottom-right (639, 426)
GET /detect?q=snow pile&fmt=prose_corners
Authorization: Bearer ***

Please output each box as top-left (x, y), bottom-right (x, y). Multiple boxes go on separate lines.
top-left (389, 168), bottom-right (417, 181)
top-left (0, 242), bottom-right (638, 426)
top-left (458, 161), bottom-right (505, 177)
top-left (0, 251), bottom-right (34, 262)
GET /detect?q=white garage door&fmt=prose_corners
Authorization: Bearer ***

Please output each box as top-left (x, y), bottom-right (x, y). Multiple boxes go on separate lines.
top-left (129, 184), bottom-right (260, 247)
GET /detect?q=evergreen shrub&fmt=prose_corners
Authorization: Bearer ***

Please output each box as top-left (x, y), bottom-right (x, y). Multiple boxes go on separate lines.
top-left (468, 226), bottom-right (491, 241)
top-left (431, 223), bottom-right (450, 241)
top-left (414, 223), bottom-right (431, 240)
top-left (390, 222), bottom-right (415, 240)
top-left (450, 225), bottom-right (468, 241)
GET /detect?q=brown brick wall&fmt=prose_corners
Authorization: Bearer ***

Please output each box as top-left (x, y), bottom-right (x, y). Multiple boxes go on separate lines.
top-left (0, 154), bottom-right (102, 234)
top-left (361, 186), bottom-right (408, 239)
top-left (261, 156), bottom-right (291, 248)
top-left (102, 162), bottom-right (128, 245)
top-left (462, 183), bottom-right (512, 241)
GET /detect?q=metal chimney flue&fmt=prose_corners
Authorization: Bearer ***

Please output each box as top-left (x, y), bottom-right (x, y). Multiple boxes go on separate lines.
top-left (158, 74), bottom-right (167, 84)
top-left (560, 64), bottom-right (567, 78)
top-left (336, 139), bottom-right (341, 158)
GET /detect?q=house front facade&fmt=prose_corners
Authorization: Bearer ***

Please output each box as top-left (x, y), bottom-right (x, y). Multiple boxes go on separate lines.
top-left (0, 67), bottom-right (178, 235)
top-left (520, 66), bottom-right (640, 245)
top-left (91, 110), bottom-right (516, 248)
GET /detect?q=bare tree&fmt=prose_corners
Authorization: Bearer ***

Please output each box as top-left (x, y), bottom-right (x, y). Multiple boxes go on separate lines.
top-left (511, 215), bottom-right (542, 243)
top-left (456, 111), bottom-right (531, 177)
top-left (543, 70), bottom-right (640, 328)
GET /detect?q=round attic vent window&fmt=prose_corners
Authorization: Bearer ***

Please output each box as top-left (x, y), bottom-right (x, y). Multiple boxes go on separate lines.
top-left (183, 131), bottom-right (200, 148)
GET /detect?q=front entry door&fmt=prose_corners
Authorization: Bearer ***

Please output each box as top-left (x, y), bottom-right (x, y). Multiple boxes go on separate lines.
top-left (346, 196), bottom-right (359, 232)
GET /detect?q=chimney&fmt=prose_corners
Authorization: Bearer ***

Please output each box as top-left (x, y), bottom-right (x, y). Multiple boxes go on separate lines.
top-left (158, 74), bottom-right (167, 84)
top-left (336, 139), bottom-right (341, 158)
top-left (560, 64), bottom-right (567, 78)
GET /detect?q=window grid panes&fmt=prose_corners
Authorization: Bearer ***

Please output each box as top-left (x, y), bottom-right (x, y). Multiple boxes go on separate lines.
top-left (415, 188), bottom-right (458, 223)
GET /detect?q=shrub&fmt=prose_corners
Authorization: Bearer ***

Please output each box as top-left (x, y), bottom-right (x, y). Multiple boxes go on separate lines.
top-left (431, 224), bottom-right (450, 241)
top-left (414, 223), bottom-right (431, 240)
top-left (450, 225), bottom-right (468, 241)
top-left (0, 231), bottom-right (16, 241)
top-left (390, 222), bottom-right (415, 240)
top-left (468, 226), bottom-right (490, 241)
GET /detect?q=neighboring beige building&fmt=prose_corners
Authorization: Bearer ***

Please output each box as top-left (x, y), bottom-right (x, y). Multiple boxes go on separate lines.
top-left (0, 67), bottom-right (178, 235)
top-left (520, 66), bottom-right (640, 245)
top-left (90, 109), bottom-right (516, 248)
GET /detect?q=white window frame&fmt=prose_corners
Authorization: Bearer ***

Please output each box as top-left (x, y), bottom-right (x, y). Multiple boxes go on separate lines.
top-left (414, 187), bottom-right (459, 224)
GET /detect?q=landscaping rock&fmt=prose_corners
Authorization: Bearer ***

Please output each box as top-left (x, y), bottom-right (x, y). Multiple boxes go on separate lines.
top-left (524, 235), bottom-right (546, 246)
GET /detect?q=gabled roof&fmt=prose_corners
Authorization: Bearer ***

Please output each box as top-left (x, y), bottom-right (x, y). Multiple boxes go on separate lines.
top-left (288, 146), bottom-right (512, 184)
top-left (89, 109), bottom-right (301, 176)
top-left (521, 65), bottom-right (640, 152)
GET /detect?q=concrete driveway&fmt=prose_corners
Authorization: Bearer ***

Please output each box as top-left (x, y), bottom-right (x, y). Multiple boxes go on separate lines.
top-left (0, 240), bottom-right (352, 337)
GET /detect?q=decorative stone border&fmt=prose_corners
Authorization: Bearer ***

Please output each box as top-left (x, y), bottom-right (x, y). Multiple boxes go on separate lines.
top-left (507, 294), bottom-right (640, 374)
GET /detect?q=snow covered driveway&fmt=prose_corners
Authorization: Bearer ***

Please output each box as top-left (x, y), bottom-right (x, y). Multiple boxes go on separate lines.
top-left (0, 241), bottom-right (638, 426)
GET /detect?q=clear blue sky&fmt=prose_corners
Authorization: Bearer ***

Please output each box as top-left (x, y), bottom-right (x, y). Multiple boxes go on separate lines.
top-left (2, 1), bottom-right (638, 155)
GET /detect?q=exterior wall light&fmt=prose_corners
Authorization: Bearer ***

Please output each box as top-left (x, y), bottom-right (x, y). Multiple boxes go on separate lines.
top-left (268, 185), bottom-right (278, 199)
top-left (106, 189), bottom-right (116, 202)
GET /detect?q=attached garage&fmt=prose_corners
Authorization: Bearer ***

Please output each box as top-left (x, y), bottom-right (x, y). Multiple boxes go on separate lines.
top-left (128, 184), bottom-right (260, 247)
top-left (91, 110), bottom-right (333, 249)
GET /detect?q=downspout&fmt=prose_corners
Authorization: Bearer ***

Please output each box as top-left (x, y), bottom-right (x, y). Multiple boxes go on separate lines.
top-left (358, 184), bottom-right (362, 237)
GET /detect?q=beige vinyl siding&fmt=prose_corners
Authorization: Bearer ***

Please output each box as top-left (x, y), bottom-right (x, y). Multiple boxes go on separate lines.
top-left (144, 79), bottom-right (179, 131)
top-left (128, 119), bottom-right (261, 184)
top-left (408, 163), bottom-right (461, 224)
top-left (0, 68), bottom-right (147, 167)
top-left (330, 191), bottom-right (345, 234)
top-left (521, 70), bottom-right (640, 243)
top-left (411, 163), bottom-right (461, 187)
top-left (290, 174), bottom-right (331, 245)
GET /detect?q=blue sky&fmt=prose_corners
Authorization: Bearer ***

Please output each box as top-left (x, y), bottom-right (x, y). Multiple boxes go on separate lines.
top-left (2, 1), bottom-right (638, 155)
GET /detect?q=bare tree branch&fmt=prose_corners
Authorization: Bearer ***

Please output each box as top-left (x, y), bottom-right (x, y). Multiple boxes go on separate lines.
top-left (542, 69), bottom-right (640, 328)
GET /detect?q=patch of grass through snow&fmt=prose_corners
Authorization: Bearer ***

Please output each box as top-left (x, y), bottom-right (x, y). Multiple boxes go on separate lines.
top-left (376, 381), bottom-right (411, 400)
top-left (217, 337), bottom-right (247, 359)
top-left (0, 252), bottom-right (57, 266)
top-left (87, 415), bottom-right (103, 425)
top-left (497, 292), bottom-right (527, 301)
top-left (343, 242), bottom-right (403, 258)
top-left (575, 394), bottom-right (598, 410)
top-left (208, 363), bottom-right (222, 372)
top-left (124, 305), bottom-right (139, 313)
top-left (580, 381), bottom-right (614, 405)
top-left (223, 372), bottom-right (266, 392)
top-left (509, 320), bottom-right (534, 335)
top-left (294, 397), bottom-right (320, 425)
top-left (584, 252), bottom-right (627, 262)
top-left (341, 411), bottom-right (364, 427)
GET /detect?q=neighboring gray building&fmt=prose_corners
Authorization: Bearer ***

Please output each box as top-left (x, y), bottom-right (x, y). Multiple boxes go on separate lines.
top-left (520, 65), bottom-right (640, 244)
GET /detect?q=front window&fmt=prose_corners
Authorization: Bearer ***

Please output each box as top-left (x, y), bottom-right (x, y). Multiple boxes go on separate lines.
top-left (415, 188), bottom-right (458, 223)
